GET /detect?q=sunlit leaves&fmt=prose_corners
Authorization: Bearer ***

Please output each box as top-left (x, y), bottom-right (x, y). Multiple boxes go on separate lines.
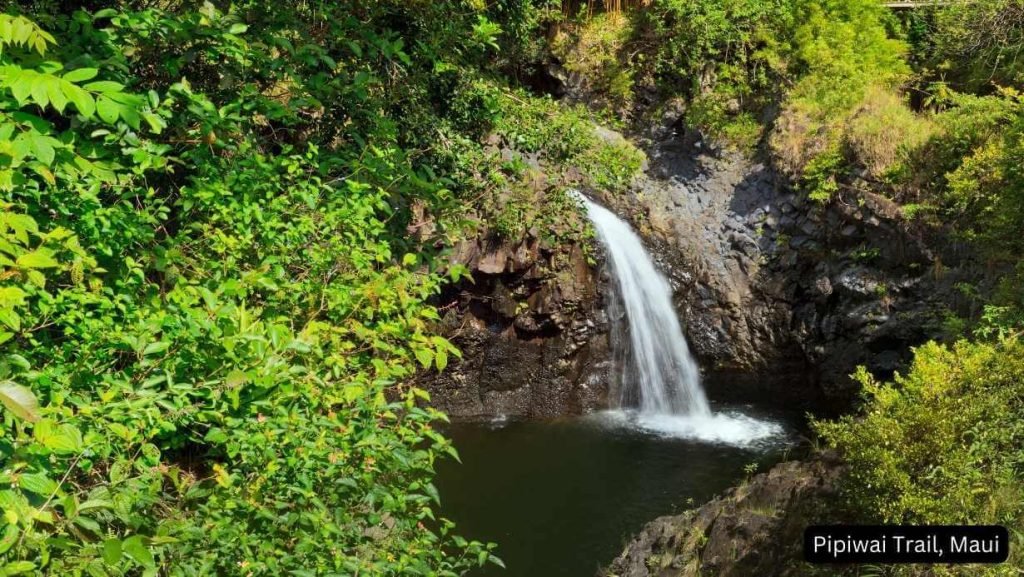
top-left (0, 14), bottom-right (54, 55)
top-left (0, 381), bottom-right (38, 422)
top-left (0, 4), bottom-right (510, 575)
top-left (0, 65), bottom-right (146, 128)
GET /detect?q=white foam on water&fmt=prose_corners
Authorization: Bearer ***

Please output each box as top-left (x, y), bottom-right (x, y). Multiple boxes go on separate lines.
top-left (586, 409), bottom-right (789, 448)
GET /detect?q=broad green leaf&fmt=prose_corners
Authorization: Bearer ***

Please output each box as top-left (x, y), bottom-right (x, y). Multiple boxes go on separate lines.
top-left (44, 77), bottom-right (67, 112)
top-left (29, 75), bottom-right (49, 108)
top-left (18, 471), bottom-right (57, 496)
top-left (413, 348), bottom-right (433, 368)
top-left (78, 499), bottom-right (112, 512)
top-left (9, 71), bottom-right (33, 104)
top-left (122, 535), bottom-right (154, 569)
top-left (0, 309), bottom-right (20, 331)
top-left (62, 67), bottom-right (98, 83)
top-left (62, 82), bottom-right (94, 117)
top-left (0, 561), bottom-right (36, 575)
top-left (96, 95), bottom-right (119, 124)
top-left (16, 248), bottom-right (58, 269)
top-left (25, 270), bottom-right (45, 288)
top-left (29, 134), bottom-right (55, 165)
top-left (73, 515), bottom-right (101, 534)
top-left (35, 420), bottom-right (83, 454)
top-left (142, 341), bottom-right (170, 356)
top-left (142, 112), bottom-right (165, 134)
top-left (101, 538), bottom-right (122, 565)
top-left (0, 381), bottom-right (39, 422)
top-left (84, 80), bottom-right (124, 94)
top-left (0, 524), bottom-right (18, 555)
top-left (224, 369), bottom-right (246, 388)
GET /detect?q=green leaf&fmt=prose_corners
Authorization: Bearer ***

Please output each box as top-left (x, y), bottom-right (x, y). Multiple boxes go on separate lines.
top-left (73, 515), bottom-right (101, 534)
top-left (101, 538), bottom-right (122, 565)
top-left (0, 309), bottom-right (20, 332)
top-left (18, 471), bottom-right (57, 496)
top-left (62, 82), bottom-right (95, 118)
top-left (413, 348), bottom-right (433, 368)
top-left (229, 23), bottom-right (248, 35)
top-left (30, 76), bottom-right (49, 108)
top-left (62, 68), bottom-right (98, 83)
top-left (435, 350), bottom-right (448, 371)
top-left (29, 134), bottom-right (55, 165)
top-left (96, 95), bottom-right (119, 125)
top-left (224, 369), bottom-right (247, 388)
top-left (0, 381), bottom-right (39, 422)
top-left (9, 71), bottom-right (33, 104)
top-left (142, 341), bottom-right (170, 356)
top-left (16, 248), bottom-right (58, 269)
top-left (1, 561), bottom-right (36, 576)
top-left (0, 524), bottom-right (18, 555)
top-left (35, 420), bottom-right (83, 454)
top-left (25, 270), bottom-right (45, 288)
top-left (84, 80), bottom-right (124, 94)
top-left (122, 535), bottom-right (154, 569)
top-left (43, 76), bottom-right (67, 112)
top-left (142, 112), bottom-right (165, 134)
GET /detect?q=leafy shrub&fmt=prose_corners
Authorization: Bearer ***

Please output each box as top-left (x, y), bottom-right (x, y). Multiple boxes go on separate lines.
top-left (929, 0), bottom-right (1024, 92)
top-left (0, 4), bottom-right (520, 574)
top-left (551, 13), bottom-right (636, 112)
top-left (494, 89), bottom-right (644, 193)
top-left (634, 0), bottom-right (785, 145)
top-left (815, 339), bottom-right (1024, 534)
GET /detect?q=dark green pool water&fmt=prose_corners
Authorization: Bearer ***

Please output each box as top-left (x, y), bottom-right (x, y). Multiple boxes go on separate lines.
top-left (435, 405), bottom-right (795, 577)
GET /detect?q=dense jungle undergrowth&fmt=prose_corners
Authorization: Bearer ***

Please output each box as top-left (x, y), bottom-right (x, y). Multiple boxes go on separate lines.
top-left (0, 0), bottom-right (1022, 575)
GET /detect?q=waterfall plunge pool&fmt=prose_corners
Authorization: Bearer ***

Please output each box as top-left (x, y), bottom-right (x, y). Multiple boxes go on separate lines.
top-left (435, 402), bottom-right (797, 577)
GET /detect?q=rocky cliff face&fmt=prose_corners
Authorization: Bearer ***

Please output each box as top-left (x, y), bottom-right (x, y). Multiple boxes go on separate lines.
top-left (426, 112), bottom-right (961, 417)
top-left (592, 107), bottom-right (955, 411)
top-left (604, 456), bottom-right (841, 577)
top-left (420, 217), bottom-right (613, 420)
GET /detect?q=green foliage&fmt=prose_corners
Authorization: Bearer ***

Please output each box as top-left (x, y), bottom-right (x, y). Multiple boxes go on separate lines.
top-left (628, 0), bottom-right (908, 157)
top-left (635, 0), bottom-right (787, 146)
top-left (0, 3), bottom-right (523, 574)
top-left (495, 91), bottom-right (643, 190)
top-left (551, 13), bottom-right (636, 112)
top-left (928, 0), bottom-right (1024, 93)
top-left (815, 339), bottom-right (1024, 542)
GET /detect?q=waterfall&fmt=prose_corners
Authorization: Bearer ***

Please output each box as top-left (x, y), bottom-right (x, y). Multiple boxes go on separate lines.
top-left (574, 192), bottom-right (784, 446)
top-left (577, 194), bottom-right (710, 416)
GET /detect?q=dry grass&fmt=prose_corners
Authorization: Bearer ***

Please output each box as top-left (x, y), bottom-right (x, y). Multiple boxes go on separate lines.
top-left (770, 98), bottom-right (834, 176)
top-left (845, 85), bottom-right (936, 179)
top-left (771, 84), bottom-right (935, 181)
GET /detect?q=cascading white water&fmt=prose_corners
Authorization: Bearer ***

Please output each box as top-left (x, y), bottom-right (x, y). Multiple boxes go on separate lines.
top-left (574, 191), bottom-right (785, 446)
top-left (577, 195), bottom-right (710, 416)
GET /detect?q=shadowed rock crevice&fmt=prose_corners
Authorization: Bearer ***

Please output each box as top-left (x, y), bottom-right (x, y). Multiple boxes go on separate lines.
top-left (420, 225), bottom-right (614, 419)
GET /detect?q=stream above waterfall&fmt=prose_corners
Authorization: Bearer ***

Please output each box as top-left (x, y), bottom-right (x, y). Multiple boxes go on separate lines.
top-left (436, 402), bottom-right (796, 577)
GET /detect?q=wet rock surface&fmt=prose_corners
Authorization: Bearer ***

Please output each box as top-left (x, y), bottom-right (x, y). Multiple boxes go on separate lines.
top-left (604, 456), bottom-right (841, 577)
